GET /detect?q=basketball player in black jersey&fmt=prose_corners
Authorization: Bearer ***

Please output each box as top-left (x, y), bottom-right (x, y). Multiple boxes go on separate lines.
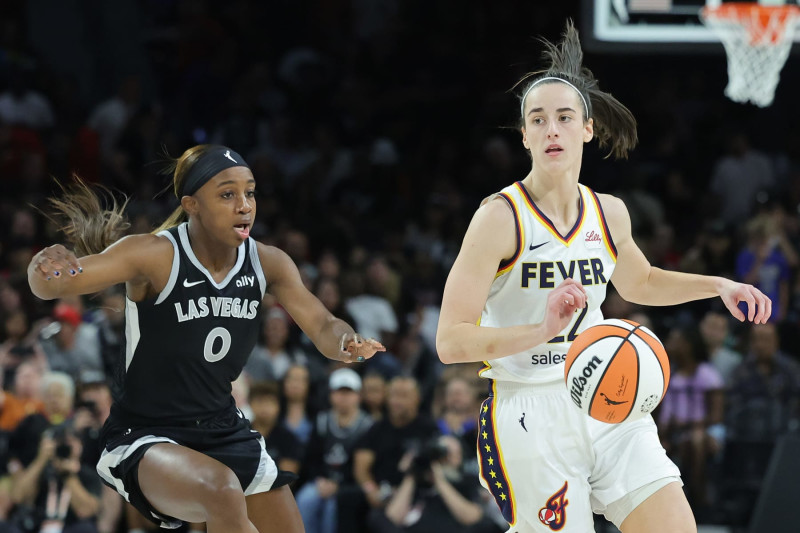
top-left (27, 144), bottom-right (385, 533)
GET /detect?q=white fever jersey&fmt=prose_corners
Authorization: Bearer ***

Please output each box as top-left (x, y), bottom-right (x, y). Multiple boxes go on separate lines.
top-left (479, 181), bottom-right (617, 385)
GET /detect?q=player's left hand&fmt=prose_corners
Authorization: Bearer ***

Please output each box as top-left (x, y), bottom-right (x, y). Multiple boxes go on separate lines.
top-left (339, 333), bottom-right (386, 363)
top-left (719, 280), bottom-right (772, 324)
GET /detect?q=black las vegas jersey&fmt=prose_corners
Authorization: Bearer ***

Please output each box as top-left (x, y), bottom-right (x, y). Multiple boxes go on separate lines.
top-left (116, 222), bottom-right (266, 423)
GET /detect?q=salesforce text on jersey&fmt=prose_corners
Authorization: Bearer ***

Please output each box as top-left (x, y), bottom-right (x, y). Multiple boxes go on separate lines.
top-left (531, 351), bottom-right (567, 365)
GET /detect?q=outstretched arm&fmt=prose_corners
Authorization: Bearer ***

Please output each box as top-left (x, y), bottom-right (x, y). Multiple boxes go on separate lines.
top-left (602, 194), bottom-right (771, 323)
top-left (260, 244), bottom-right (385, 363)
top-left (436, 198), bottom-right (587, 364)
top-left (27, 234), bottom-right (172, 301)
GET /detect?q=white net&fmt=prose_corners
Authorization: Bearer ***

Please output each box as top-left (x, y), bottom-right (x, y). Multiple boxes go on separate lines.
top-left (702, 5), bottom-right (800, 107)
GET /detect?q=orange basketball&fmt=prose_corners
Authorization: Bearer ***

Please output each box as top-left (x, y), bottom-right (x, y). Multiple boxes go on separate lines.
top-left (564, 318), bottom-right (670, 424)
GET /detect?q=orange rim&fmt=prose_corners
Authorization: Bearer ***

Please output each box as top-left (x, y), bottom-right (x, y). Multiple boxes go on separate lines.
top-left (702, 3), bottom-right (800, 45)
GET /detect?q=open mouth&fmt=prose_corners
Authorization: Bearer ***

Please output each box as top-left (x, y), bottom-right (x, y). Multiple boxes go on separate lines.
top-left (234, 224), bottom-right (250, 239)
top-left (545, 146), bottom-right (563, 154)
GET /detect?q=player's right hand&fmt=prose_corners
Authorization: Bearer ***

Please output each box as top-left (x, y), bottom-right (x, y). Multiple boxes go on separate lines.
top-left (31, 244), bottom-right (82, 280)
top-left (339, 333), bottom-right (386, 363)
top-left (542, 278), bottom-right (587, 339)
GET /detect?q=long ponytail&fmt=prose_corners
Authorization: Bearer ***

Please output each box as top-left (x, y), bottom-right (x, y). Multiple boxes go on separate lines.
top-left (49, 144), bottom-right (227, 255)
top-left (47, 177), bottom-right (130, 256)
top-left (516, 20), bottom-right (638, 159)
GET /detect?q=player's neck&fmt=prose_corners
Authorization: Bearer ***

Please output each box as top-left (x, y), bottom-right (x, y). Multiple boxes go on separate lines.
top-left (521, 173), bottom-right (582, 228)
top-left (186, 221), bottom-right (238, 276)
top-left (523, 165), bottom-right (580, 197)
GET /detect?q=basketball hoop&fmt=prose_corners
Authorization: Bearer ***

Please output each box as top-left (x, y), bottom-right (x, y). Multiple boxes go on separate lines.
top-left (701, 2), bottom-right (800, 107)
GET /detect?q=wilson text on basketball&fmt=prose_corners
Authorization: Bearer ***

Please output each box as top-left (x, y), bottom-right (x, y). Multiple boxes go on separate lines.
top-left (570, 355), bottom-right (603, 408)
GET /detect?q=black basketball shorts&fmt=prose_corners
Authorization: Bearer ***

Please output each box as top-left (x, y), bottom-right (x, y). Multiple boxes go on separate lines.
top-left (96, 408), bottom-right (294, 529)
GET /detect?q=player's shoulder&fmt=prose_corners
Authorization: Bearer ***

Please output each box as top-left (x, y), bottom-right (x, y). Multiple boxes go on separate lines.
top-left (593, 191), bottom-right (624, 209)
top-left (105, 232), bottom-right (174, 256)
top-left (593, 192), bottom-right (629, 229)
top-left (254, 241), bottom-right (288, 262)
top-left (474, 192), bottom-right (515, 225)
top-left (254, 241), bottom-right (295, 279)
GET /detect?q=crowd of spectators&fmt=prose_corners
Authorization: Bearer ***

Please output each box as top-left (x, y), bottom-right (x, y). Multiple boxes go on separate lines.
top-left (1, 1), bottom-right (800, 532)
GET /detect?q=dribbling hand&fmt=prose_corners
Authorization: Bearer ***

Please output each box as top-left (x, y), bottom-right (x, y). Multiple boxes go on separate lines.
top-left (543, 278), bottom-right (587, 339)
top-left (719, 279), bottom-right (772, 323)
top-left (31, 244), bottom-right (83, 280)
top-left (339, 332), bottom-right (386, 363)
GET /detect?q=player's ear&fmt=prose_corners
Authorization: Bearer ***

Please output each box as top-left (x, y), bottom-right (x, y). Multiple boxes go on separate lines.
top-left (522, 127), bottom-right (529, 150)
top-left (583, 118), bottom-right (594, 143)
top-left (180, 195), bottom-right (198, 216)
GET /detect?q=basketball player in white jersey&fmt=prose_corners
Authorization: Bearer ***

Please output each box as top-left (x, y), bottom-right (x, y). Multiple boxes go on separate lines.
top-left (27, 144), bottom-right (385, 533)
top-left (436, 22), bottom-right (770, 533)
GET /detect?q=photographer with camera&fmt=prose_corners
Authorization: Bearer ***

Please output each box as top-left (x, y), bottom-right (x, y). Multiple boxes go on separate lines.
top-left (9, 423), bottom-right (101, 533)
top-left (71, 381), bottom-right (120, 533)
top-left (350, 376), bottom-right (437, 532)
top-left (6, 372), bottom-right (101, 533)
top-left (367, 435), bottom-right (494, 533)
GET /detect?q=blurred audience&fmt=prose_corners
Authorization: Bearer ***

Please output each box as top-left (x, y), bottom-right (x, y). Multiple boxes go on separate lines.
top-left (658, 326), bottom-right (725, 512)
top-left (282, 364), bottom-right (314, 446)
top-left (435, 376), bottom-right (479, 459)
top-left (243, 307), bottom-right (306, 382)
top-left (361, 373), bottom-right (387, 422)
top-left (248, 380), bottom-right (303, 475)
top-left (353, 377), bottom-right (438, 512)
top-left (0, 2), bottom-right (798, 530)
top-left (735, 213), bottom-right (796, 322)
top-left (367, 435), bottom-right (496, 533)
top-left (7, 372), bottom-right (101, 533)
top-left (296, 368), bottom-right (373, 533)
top-left (39, 303), bottom-right (104, 385)
top-left (699, 310), bottom-right (743, 386)
top-left (727, 323), bottom-right (800, 440)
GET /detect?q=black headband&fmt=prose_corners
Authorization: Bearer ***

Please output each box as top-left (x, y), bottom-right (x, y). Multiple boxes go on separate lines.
top-left (178, 146), bottom-right (250, 197)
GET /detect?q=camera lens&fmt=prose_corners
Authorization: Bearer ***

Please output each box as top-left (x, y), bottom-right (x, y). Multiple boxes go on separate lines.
top-left (55, 443), bottom-right (72, 459)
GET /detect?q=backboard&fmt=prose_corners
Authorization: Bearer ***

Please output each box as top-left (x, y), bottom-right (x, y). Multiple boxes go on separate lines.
top-left (583, 0), bottom-right (800, 52)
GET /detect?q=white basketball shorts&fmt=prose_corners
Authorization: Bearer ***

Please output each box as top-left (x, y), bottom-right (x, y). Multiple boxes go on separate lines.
top-left (477, 379), bottom-right (681, 532)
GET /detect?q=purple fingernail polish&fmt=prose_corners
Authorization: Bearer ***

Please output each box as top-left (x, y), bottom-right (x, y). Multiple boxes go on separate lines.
top-left (54, 271), bottom-right (60, 277)
top-left (70, 269), bottom-right (76, 275)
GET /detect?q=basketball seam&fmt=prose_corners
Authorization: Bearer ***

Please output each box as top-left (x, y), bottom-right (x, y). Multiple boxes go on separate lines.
top-left (565, 335), bottom-right (627, 378)
top-left (564, 327), bottom-right (630, 377)
top-left (587, 326), bottom-right (642, 423)
top-left (633, 327), bottom-right (668, 397)
top-left (619, 337), bottom-right (641, 423)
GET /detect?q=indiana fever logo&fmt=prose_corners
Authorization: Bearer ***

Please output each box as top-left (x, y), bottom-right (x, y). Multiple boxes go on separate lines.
top-left (538, 481), bottom-right (569, 530)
